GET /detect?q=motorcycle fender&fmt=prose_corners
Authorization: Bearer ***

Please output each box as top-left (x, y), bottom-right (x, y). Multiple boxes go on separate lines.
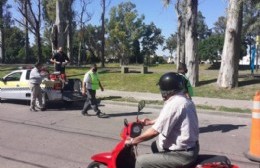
top-left (91, 152), bottom-right (112, 164)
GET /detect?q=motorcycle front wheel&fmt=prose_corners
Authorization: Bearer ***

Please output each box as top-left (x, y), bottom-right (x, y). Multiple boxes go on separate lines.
top-left (87, 161), bottom-right (107, 168)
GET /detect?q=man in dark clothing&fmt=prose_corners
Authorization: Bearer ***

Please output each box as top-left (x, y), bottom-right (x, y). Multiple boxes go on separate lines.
top-left (177, 62), bottom-right (193, 99)
top-left (50, 47), bottom-right (70, 74)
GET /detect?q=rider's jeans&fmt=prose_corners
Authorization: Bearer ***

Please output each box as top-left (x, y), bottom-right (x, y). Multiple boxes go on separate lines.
top-left (135, 142), bottom-right (199, 168)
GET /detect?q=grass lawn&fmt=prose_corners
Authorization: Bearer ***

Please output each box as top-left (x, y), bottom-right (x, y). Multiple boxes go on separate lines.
top-left (1, 63), bottom-right (259, 100)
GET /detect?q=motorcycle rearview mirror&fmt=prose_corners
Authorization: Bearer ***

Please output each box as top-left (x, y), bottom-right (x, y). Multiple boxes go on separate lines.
top-left (137, 100), bottom-right (145, 120)
top-left (138, 100), bottom-right (145, 112)
top-left (124, 118), bottom-right (128, 126)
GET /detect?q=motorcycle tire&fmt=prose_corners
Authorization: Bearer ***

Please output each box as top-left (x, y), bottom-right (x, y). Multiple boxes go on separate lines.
top-left (87, 161), bottom-right (107, 168)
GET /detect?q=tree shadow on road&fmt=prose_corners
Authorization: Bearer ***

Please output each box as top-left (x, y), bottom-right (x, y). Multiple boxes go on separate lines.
top-left (198, 79), bottom-right (217, 86)
top-left (0, 100), bottom-right (85, 111)
top-left (107, 111), bottom-right (152, 118)
top-left (199, 124), bottom-right (246, 133)
top-left (99, 96), bottom-right (122, 101)
top-left (0, 99), bottom-right (30, 106)
top-left (238, 78), bottom-right (260, 87)
top-left (45, 101), bottom-right (84, 111)
top-left (0, 154), bottom-right (50, 168)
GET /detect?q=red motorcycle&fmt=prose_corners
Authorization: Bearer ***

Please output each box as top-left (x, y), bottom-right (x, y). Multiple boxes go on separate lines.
top-left (87, 100), bottom-right (239, 168)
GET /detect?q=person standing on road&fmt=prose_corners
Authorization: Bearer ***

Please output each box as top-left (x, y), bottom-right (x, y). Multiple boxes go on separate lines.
top-left (50, 47), bottom-right (70, 80)
top-left (81, 64), bottom-right (108, 118)
top-left (177, 62), bottom-right (193, 99)
top-left (125, 72), bottom-right (199, 168)
top-left (29, 62), bottom-right (47, 112)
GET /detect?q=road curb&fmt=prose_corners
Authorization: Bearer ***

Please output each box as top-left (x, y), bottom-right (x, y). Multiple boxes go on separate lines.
top-left (100, 100), bottom-right (252, 118)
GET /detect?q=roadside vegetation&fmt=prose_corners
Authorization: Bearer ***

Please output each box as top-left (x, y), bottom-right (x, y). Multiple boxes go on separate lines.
top-left (1, 63), bottom-right (259, 101)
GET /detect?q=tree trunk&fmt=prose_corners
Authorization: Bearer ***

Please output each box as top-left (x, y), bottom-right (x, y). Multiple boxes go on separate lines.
top-left (36, 23), bottom-right (42, 63)
top-left (101, 0), bottom-right (106, 68)
top-left (66, 0), bottom-right (73, 63)
top-left (55, 0), bottom-right (65, 51)
top-left (78, 41), bottom-right (82, 66)
top-left (0, 27), bottom-right (3, 63)
top-left (175, 1), bottom-right (181, 68)
top-left (24, 0), bottom-right (29, 63)
top-left (175, 0), bottom-right (186, 69)
top-left (66, 23), bottom-right (72, 61)
top-left (217, 0), bottom-right (243, 88)
top-left (0, 1), bottom-right (4, 63)
top-left (185, 0), bottom-right (198, 87)
top-left (180, 17), bottom-right (186, 64)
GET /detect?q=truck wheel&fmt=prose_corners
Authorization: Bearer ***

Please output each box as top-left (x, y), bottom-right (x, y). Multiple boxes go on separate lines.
top-left (87, 161), bottom-right (106, 168)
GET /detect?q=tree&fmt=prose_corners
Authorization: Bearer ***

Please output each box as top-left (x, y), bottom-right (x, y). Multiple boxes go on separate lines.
top-left (75, 0), bottom-right (92, 65)
top-left (83, 24), bottom-right (102, 63)
top-left (242, 0), bottom-right (260, 35)
top-left (197, 11), bottom-right (211, 40)
top-left (185, 0), bottom-right (199, 87)
top-left (64, 0), bottom-right (75, 63)
top-left (174, 0), bottom-right (186, 67)
top-left (163, 0), bottom-right (198, 85)
top-left (0, 0), bottom-right (9, 63)
top-left (43, 0), bottom-right (76, 63)
top-left (217, 0), bottom-right (243, 88)
top-left (163, 33), bottom-right (177, 59)
top-left (100, 0), bottom-right (111, 67)
top-left (18, 0), bottom-right (30, 63)
top-left (4, 26), bottom-right (25, 63)
top-left (198, 35), bottom-right (224, 63)
top-left (53, 0), bottom-right (64, 51)
top-left (213, 16), bottom-right (227, 35)
top-left (16, 0), bottom-right (43, 63)
top-left (42, 0), bottom-right (55, 49)
top-left (141, 22), bottom-right (164, 65)
top-left (107, 2), bottom-right (145, 65)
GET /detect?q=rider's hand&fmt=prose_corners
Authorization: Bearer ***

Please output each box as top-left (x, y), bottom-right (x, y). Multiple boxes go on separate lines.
top-left (56, 61), bottom-right (61, 64)
top-left (125, 138), bottom-right (134, 147)
top-left (139, 118), bottom-right (151, 126)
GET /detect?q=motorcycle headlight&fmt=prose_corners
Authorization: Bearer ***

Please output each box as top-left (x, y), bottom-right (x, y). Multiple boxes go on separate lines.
top-left (132, 125), bottom-right (141, 134)
top-left (130, 123), bottom-right (142, 138)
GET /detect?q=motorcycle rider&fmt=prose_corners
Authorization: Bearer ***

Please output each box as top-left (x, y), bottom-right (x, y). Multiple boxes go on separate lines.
top-left (125, 72), bottom-right (199, 168)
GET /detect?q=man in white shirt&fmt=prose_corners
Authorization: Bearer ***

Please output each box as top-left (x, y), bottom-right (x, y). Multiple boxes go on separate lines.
top-left (29, 62), bottom-right (47, 111)
top-left (125, 72), bottom-right (199, 168)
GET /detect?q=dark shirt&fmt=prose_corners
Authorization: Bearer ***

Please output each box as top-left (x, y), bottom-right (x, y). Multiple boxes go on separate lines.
top-left (52, 51), bottom-right (70, 73)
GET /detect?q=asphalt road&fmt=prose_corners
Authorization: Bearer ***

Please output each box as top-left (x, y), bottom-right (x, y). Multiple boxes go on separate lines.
top-left (0, 100), bottom-right (259, 168)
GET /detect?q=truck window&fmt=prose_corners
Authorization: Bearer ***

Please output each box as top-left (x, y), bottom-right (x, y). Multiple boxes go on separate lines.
top-left (26, 70), bottom-right (31, 80)
top-left (5, 72), bottom-right (22, 81)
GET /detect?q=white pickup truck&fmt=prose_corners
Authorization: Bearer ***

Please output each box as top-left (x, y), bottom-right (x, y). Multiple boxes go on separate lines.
top-left (0, 68), bottom-right (85, 108)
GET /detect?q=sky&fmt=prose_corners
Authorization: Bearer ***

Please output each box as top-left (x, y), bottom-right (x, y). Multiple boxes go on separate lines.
top-left (76, 0), bottom-right (228, 56)
top-left (8, 0), bottom-right (228, 56)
